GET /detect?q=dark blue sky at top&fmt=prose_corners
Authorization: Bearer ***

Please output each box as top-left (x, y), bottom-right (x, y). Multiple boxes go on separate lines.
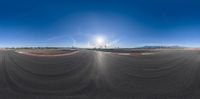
top-left (0, 0), bottom-right (200, 47)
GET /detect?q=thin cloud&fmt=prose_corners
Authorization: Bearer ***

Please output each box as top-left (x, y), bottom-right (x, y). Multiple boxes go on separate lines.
top-left (107, 39), bottom-right (120, 48)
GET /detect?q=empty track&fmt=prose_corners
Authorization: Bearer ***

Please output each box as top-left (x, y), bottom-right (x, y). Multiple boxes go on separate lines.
top-left (0, 50), bottom-right (200, 99)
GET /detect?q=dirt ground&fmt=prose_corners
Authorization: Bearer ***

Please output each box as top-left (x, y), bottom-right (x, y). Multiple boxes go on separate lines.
top-left (15, 49), bottom-right (78, 56)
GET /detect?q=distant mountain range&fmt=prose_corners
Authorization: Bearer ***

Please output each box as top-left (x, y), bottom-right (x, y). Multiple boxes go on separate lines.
top-left (135, 46), bottom-right (186, 49)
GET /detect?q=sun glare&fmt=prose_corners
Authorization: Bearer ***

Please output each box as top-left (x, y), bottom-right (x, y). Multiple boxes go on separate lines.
top-left (96, 36), bottom-right (104, 44)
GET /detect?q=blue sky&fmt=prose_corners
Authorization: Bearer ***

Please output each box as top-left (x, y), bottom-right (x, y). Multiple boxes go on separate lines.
top-left (0, 0), bottom-right (200, 48)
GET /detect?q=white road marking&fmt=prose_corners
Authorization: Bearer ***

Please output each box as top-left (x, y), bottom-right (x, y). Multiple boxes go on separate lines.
top-left (141, 53), bottom-right (154, 55)
top-left (100, 51), bottom-right (154, 56)
top-left (118, 53), bottom-right (131, 56)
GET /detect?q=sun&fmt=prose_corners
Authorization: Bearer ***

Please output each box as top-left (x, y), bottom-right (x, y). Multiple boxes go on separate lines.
top-left (96, 36), bottom-right (104, 44)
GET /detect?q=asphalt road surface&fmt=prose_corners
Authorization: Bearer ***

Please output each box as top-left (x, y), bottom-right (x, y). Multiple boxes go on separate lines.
top-left (0, 50), bottom-right (200, 99)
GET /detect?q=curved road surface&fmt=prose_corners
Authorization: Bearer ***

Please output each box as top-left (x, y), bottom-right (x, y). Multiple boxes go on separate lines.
top-left (0, 50), bottom-right (200, 99)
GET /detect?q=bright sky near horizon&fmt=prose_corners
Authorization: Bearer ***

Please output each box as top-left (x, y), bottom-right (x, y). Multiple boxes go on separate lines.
top-left (0, 0), bottom-right (200, 48)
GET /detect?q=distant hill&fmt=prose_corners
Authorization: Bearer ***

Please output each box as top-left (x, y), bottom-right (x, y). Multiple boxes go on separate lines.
top-left (135, 46), bottom-right (186, 49)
